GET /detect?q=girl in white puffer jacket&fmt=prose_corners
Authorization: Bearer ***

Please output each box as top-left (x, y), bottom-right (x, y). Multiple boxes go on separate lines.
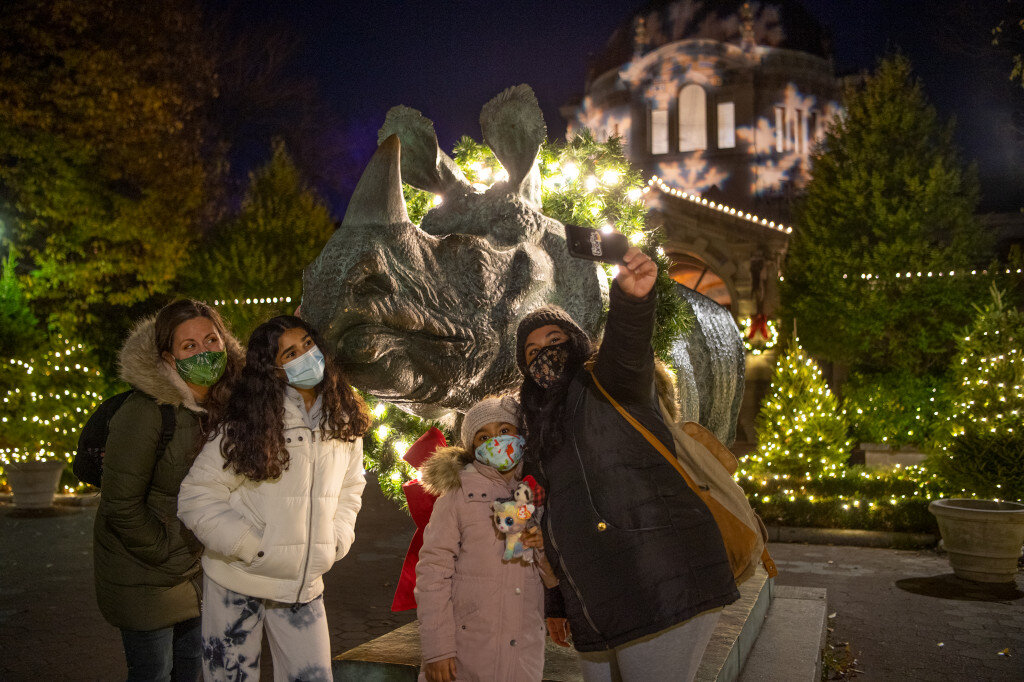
top-left (178, 315), bottom-right (371, 682)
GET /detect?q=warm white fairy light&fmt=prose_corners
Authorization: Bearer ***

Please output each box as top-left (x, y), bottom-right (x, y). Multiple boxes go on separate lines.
top-left (842, 268), bottom-right (1021, 282)
top-left (1, 336), bottom-right (105, 470)
top-left (647, 176), bottom-right (793, 234)
top-left (211, 296), bottom-right (293, 306)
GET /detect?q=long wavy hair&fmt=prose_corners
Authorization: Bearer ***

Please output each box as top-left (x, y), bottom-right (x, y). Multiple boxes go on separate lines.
top-left (153, 299), bottom-right (243, 436)
top-left (519, 325), bottom-right (595, 462)
top-left (219, 315), bottom-right (371, 481)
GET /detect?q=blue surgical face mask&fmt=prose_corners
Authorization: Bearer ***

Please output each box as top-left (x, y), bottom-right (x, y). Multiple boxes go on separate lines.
top-left (280, 346), bottom-right (325, 389)
top-left (474, 434), bottom-right (526, 473)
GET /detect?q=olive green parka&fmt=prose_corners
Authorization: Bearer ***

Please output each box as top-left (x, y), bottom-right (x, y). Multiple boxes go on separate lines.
top-left (92, 317), bottom-right (240, 631)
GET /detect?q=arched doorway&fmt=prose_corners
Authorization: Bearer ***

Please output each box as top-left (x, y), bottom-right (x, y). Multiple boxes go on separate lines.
top-left (669, 252), bottom-right (732, 309)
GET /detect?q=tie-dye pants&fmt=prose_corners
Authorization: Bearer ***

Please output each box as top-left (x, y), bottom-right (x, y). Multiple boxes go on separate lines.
top-left (200, 575), bottom-right (332, 682)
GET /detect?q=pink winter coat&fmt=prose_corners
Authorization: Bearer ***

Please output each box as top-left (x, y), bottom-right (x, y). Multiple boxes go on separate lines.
top-left (415, 447), bottom-right (546, 681)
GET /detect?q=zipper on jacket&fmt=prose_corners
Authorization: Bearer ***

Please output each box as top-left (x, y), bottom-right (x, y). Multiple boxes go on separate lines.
top-left (539, 395), bottom-right (606, 645)
top-left (296, 427), bottom-right (317, 603)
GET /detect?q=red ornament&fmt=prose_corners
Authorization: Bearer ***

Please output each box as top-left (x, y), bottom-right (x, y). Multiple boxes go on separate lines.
top-left (390, 427), bottom-right (446, 612)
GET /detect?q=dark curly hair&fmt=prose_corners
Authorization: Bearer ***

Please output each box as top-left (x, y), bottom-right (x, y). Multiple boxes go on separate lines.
top-left (153, 299), bottom-right (243, 437)
top-left (519, 326), bottom-right (595, 461)
top-left (219, 316), bottom-right (371, 481)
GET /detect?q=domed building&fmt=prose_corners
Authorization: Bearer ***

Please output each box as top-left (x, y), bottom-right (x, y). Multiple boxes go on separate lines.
top-left (563, 0), bottom-right (843, 443)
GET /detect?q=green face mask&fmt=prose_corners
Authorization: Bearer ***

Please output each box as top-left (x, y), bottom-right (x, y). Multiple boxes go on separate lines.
top-left (175, 350), bottom-right (227, 387)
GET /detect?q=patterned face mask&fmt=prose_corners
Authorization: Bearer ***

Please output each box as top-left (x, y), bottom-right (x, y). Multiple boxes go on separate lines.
top-left (474, 434), bottom-right (526, 472)
top-left (527, 343), bottom-right (569, 389)
top-left (175, 350), bottom-right (227, 387)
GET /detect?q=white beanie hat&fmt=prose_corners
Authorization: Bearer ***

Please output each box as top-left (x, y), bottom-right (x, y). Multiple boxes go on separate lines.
top-left (461, 395), bottom-right (520, 448)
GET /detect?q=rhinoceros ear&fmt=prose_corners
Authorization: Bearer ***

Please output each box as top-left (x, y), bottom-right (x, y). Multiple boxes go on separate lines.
top-left (480, 84), bottom-right (546, 203)
top-left (378, 106), bottom-right (470, 196)
top-left (341, 134), bottom-right (409, 228)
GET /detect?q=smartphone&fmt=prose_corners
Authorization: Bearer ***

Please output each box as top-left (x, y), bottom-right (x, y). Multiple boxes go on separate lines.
top-left (564, 224), bottom-right (629, 265)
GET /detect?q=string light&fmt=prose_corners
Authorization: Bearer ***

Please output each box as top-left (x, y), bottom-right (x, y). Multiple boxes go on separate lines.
top-left (211, 297), bottom-right (293, 306)
top-left (647, 176), bottom-right (793, 234)
top-left (840, 268), bottom-right (1021, 282)
top-left (1, 336), bottom-right (106, 477)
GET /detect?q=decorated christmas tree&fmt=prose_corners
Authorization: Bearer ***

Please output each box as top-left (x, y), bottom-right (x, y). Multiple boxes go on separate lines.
top-left (0, 335), bottom-right (109, 486)
top-left (743, 339), bottom-right (852, 479)
top-left (930, 286), bottom-right (1024, 501)
top-left (184, 140), bottom-right (335, 340)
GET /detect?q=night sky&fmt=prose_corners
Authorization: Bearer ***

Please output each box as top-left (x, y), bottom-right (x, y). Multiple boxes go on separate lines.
top-left (202, 0), bottom-right (1023, 212)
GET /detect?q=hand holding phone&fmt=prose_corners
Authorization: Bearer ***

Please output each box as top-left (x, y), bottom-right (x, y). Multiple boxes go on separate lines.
top-left (564, 224), bottom-right (629, 265)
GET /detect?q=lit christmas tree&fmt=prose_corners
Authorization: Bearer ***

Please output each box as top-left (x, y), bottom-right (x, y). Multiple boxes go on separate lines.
top-left (0, 336), bottom-right (108, 488)
top-left (930, 286), bottom-right (1024, 501)
top-left (743, 339), bottom-right (852, 479)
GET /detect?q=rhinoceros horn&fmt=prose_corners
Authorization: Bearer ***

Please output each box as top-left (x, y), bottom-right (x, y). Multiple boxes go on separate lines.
top-left (341, 134), bottom-right (410, 228)
top-left (378, 106), bottom-right (470, 196)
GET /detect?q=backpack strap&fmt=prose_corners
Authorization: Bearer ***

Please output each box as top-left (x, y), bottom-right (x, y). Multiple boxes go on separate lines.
top-left (587, 369), bottom-right (778, 579)
top-left (155, 404), bottom-right (177, 458)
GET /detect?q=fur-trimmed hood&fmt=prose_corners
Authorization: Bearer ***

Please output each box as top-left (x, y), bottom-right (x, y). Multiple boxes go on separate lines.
top-left (420, 445), bottom-right (474, 497)
top-left (117, 316), bottom-right (243, 412)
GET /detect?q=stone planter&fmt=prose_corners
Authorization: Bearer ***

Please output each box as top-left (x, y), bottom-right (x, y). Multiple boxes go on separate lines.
top-left (859, 442), bottom-right (926, 470)
top-left (5, 460), bottom-right (67, 509)
top-left (928, 498), bottom-right (1024, 583)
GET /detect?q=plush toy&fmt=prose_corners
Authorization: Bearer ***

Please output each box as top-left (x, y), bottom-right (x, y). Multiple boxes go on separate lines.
top-left (514, 476), bottom-right (545, 508)
top-left (492, 498), bottom-right (534, 561)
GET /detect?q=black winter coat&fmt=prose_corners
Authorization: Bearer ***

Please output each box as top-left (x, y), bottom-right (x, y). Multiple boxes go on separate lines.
top-left (529, 282), bottom-right (739, 652)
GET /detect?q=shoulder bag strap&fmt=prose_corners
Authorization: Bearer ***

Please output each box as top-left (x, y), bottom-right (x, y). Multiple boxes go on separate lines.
top-left (587, 369), bottom-right (778, 578)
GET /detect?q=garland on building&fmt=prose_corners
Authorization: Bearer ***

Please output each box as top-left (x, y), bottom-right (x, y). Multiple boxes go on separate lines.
top-left (364, 131), bottom-right (692, 504)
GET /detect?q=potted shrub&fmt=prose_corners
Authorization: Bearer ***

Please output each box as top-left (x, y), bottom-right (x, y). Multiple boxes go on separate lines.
top-left (1, 337), bottom-right (107, 508)
top-left (928, 286), bottom-right (1024, 583)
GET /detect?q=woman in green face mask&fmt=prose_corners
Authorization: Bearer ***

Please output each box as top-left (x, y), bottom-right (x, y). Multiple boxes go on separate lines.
top-left (93, 299), bottom-right (244, 682)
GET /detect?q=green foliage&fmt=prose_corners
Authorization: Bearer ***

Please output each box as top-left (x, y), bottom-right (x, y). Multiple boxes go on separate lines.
top-left (928, 286), bottom-right (1024, 501)
top-left (182, 141), bottom-right (336, 341)
top-left (0, 0), bottom-right (222, 362)
top-left (744, 340), bottom-right (853, 478)
top-left (0, 249), bottom-right (43, 357)
top-left (359, 395), bottom-right (453, 509)
top-left (992, 0), bottom-right (1024, 88)
top-left (403, 183), bottom-right (435, 226)
top-left (0, 336), bottom-right (110, 487)
top-left (781, 55), bottom-right (991, 377)
top-left (740, 465), bottom-right (945, 533)
top-left (842, 371), bottom-right (952, 449)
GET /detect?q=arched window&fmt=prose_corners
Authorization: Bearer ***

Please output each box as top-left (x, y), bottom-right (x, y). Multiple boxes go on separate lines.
top-left (678, 84), bottom-right (707, 152)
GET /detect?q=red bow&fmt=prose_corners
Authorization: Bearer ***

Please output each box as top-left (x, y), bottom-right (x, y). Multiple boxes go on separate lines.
top-left (746, 314), bottom-right (771, 344)
top-left (390, 427), bottom-right (446, 612)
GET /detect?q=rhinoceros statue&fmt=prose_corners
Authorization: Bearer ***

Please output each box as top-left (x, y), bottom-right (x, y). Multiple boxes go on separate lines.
top-left (301, 85), bottom-right (744, 444)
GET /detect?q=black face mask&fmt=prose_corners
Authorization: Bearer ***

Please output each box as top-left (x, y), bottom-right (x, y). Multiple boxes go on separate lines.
top-left (527, 343), bottom-right (569, 389)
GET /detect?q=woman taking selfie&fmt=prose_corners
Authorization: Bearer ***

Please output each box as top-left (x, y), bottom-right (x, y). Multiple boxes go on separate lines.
top-left (178, 315), bottom-right (370, 681)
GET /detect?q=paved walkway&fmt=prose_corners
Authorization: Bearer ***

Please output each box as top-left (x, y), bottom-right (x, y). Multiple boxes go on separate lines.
top-left (1, 479), bottom-right (1021, 680)
top-left (771, 543), bottom-right (1023, 681)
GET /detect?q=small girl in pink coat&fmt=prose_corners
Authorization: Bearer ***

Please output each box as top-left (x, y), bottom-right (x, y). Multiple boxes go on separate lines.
top-left (416, 395), bottom-right (556, 682)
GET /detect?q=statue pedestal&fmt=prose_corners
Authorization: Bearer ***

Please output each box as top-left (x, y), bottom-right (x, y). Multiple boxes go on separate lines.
top-left (332, 567), bottom-right (774, 682)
